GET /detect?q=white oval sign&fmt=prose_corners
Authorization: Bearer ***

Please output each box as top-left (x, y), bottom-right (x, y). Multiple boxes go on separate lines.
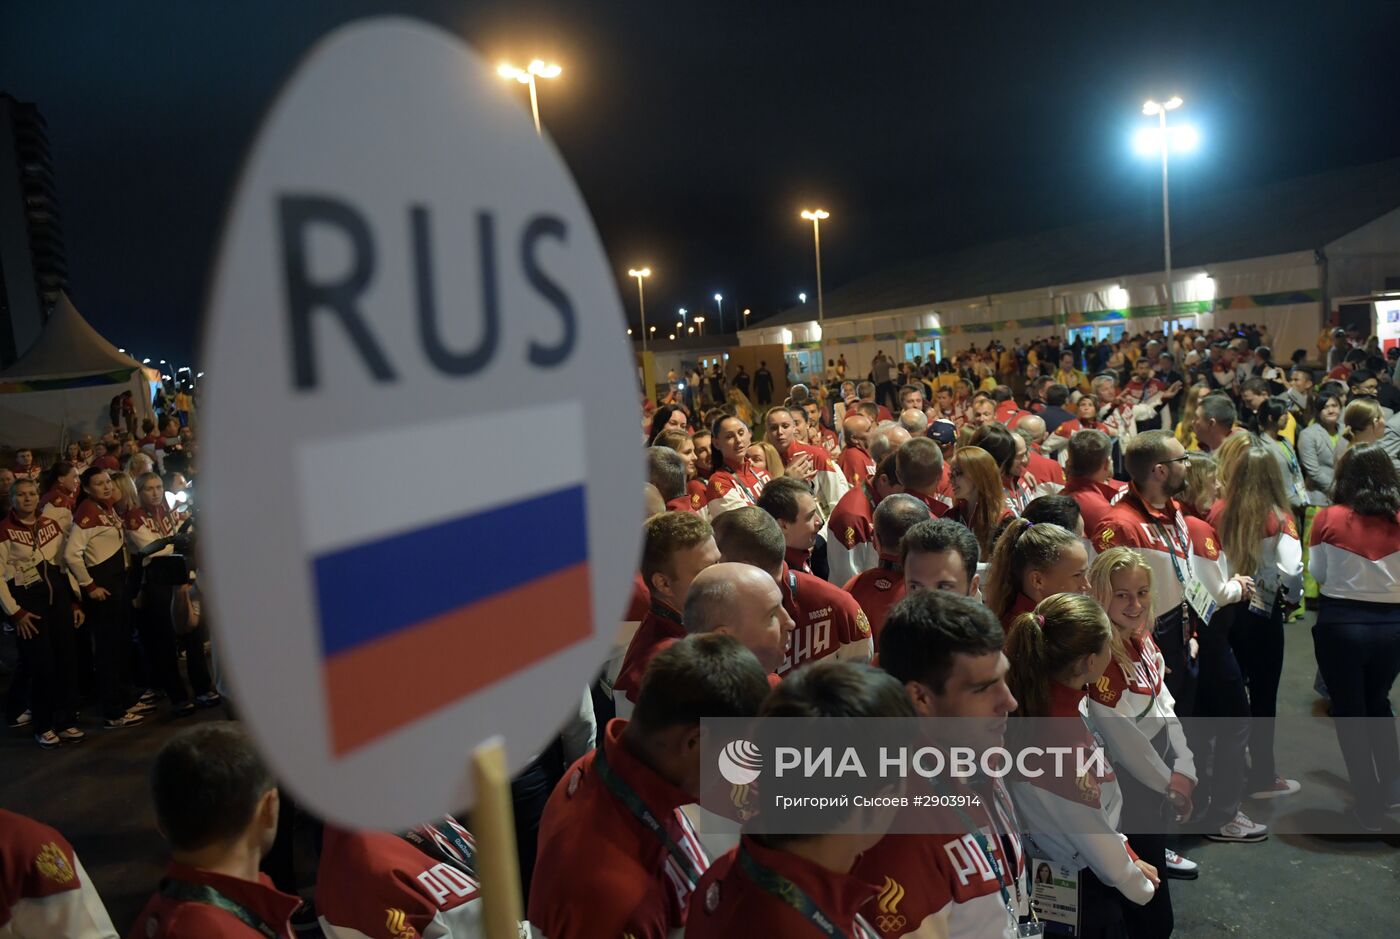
top-left (199, 17), bottom-right (639, 829)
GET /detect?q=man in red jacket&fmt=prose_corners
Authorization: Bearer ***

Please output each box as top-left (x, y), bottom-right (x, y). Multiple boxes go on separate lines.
top-left (530, 635), bottom-right (771, 939)
top-left (843, 493), bottom-right (931, 645)
top-left (712, 507), bottom-right (873, 673)
top-left (837, 415), bottom-right (876, 487)
top-left (1062, 428), bottom-right (1126, 532)
top-left (615, 513), bottom-right (720, 704)
top-left (686, 662), bottom-right (913, 938)
top-left (755, 476), bottom-right (823, 574)
top-left (317, 817), bottom-right (484, 939)
top-left (128, 723), bottom-right (300, 939)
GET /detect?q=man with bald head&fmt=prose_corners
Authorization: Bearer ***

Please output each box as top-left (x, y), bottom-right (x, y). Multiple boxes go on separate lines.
top-left (838, 414), bottom-right (876, 487)
top-left (868, 422), bottom-right (911, 465)
top-left (684, 563), bottom-right (795, 676)
top-left (712, 506), bottom-right (872, 673)
top-left (899, 408), bottom-right (929, 437)
top-left (1014, 415), bottom-right (1066, 494)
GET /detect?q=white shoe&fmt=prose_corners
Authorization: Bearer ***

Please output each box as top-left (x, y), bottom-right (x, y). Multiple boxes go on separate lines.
top-left (9, 709), bottom-right (32, 729)
top-left (1206, 811), bottom-right (1268, 843)
top-left (1164, 848), bottom-right (1198, 879)
top-left (1250, 776), bottom-right (1301, 799)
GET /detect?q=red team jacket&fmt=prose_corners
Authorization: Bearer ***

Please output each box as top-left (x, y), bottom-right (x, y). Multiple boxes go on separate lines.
top-left (1062, 476), bottom-right (1127, 533)
top-left (0, 809), bottom-right (116, 939)
top-left (614, 602), bottom-right (687, 703)
top-left (686, 479), bottom-right (708, 512)
top-left (529, 719), bottom-right (709, 939)
top-left (1309, 505), bottom-right (1400, 602)
top-left (704, 463), bottom-right (770, 519)
top-left (317, 823), bottom-right (482, 939)
top-left (686, 836), bottom-right (881, 938)
top-left (843, 565), bottom-right (905, 649)
top-left (851, 775), bottom-right (1028, 939)
top-left (837, 444), bottom-right (878, 488)
top-left (127, 862), bottom-right (300, 939)
top-left (776, 565), bottom-right (874, 675)
top-left (826, 482), bottom-right (880, 586)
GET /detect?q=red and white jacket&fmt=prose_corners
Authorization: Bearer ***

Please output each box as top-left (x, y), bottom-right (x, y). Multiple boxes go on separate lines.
top-left (1309, 506), bottom-right (1400, 603)
top-left (837, 444), bottom-right (877, 489)
top-left (39, 488), bottom-right (76, 533)
top-left (842, 564), bottom-right (905, 650)
top-left (124, 504), bottom-right (177, 559)
top-left (1206, 502), bottom-right (1304, 605)
top-left (11, 463), bottom-right (41, 482)
top-left (777, 564), bottom-right (874, 674)
top-left (1062, 476), bottom-right (1126, 534)
top-left (1084, 635), bottom-right (1197, 799)
top-left (529, 720), bottom-right (709, 939)
top-left (1091, 487), bottom-right (1194, 617)
top-left (825, 483), bottom-right (879, 587)
top-left (776, 440), bottom-right (850, 515)
top-left (704, 462), bottom-right (770, 521)
top-left (317, 822), bottom-right (484, 939)
top-left (1010, 683), bottom-right (1154, 908)
top-left (0, 513), bottom-right (68, 618)
top-left (63, 500), bottom-right (127, 592)
top-left (852, 774), bottom-right (1027, 939)
top-left (0, 809), bottom-right (116, 939)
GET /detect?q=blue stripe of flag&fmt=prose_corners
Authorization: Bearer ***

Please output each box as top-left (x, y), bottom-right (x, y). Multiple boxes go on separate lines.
top-left (312, 485), bottom-right (588, 657)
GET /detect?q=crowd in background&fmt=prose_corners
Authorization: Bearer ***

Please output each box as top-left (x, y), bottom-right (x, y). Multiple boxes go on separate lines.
top-left (4, 320), bottom-right (1399, 938)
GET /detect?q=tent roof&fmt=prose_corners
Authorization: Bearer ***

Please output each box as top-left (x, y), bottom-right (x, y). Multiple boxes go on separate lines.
top-left (759, 157), bottom-right (1400, 328)
top-left (0, 292), bottom-right (145, 380)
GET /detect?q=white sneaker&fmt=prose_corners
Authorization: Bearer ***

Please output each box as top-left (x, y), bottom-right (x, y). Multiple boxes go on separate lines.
top-left (1250, 776), bottom-right (1301, 799)
top-left (1164, 848), bottom-right (1198, 879)
top-left (1207, 811), bottom-right (1269, 843)
top-left (9, 709), bottom-right (32, 729)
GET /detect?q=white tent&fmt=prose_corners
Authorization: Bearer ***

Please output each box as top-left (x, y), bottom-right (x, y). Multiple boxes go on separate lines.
top-left (0, 293), bottom-right (156, 450)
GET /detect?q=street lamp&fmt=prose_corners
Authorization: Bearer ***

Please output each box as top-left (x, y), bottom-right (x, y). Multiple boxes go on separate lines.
top-left (497, 59), bottom-right (562, 136)
top-left (714, 293), bottom-right (724, 333)
top-left (679, 307), bottom-right (688, 326)
top-left (743, 307), bottom-right (751, 326)
top-left (695, 315), bottom-right (706, 336)
top-left (687, 326), bottom-right (695, 335)
top-left (800, 208), bottom-right (830, 367)
top-left (1138, 96), bottom-right (1190, 319)
top-left (628, 267), bottom-right (652, 352)
top-left (799, 292), bottom-right (807, 304)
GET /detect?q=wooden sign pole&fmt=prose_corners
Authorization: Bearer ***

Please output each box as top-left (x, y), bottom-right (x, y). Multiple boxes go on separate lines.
top-left (471, 737), bottom-right (524, 939)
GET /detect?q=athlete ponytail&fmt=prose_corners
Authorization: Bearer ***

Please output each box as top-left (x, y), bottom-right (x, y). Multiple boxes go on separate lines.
top-left (983, 519), bottom-right (1081, 621)
top-left (1005, 593), bottom-right (1112, 720)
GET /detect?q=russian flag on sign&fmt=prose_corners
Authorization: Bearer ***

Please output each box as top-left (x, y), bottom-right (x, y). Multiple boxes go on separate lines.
top-left (296, 404), bottom-right (594, 756)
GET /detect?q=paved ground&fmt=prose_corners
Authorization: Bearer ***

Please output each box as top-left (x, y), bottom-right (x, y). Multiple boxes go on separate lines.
top-left (2, 612), bottom-right (1397, 935)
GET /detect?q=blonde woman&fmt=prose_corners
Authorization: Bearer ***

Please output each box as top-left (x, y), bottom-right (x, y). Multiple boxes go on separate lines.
top-left (1087, 548), bottom-right (1198, 919)
top-left (1335, 397), bottom-right (1384, 462)
top-left (745, 441), bottom-right (786, 480)
top-left (1178, 451), bottom-right (1218, 520)
top-left (725, 387), bottom-right (756, 427)
top-left (1174, 385), bottom-right (1208, 451)
top-left (1208, 438), bottom-right (1304, 800)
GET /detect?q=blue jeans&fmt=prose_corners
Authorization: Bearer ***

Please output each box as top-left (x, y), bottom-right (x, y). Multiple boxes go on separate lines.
top-left (1312, 598), bottom-right (1400, 813)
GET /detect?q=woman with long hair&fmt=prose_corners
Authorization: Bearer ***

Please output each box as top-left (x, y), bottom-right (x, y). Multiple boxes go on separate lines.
top-left (944, 446), bottom-right (1011, 557)
top-left (1087, 548), bottom-right (1197, 933)
top-left (969, 424), bottom-right (1036, 515)
top-left (1006, 593), bottom-right (1158, 934)
top-left (1174, 385), bottom-right (1208, 451)
top-left (983, 517), bottom-right (1089, 629)
top-left (725, 387), bottom-right (756, 427)
top-left (745, 442), bottom-right (786, 480)
top-left (1209, 437), bottom-right (1304, 800)
top-left (1177, 452), bottom-right (1218, 520)
top-left (704, 415), bottom-right (770, 520)
top-left (1309, 443), bottom-right (1400, 831)
top-left (64, 468), bottom-right (146, 728)
top-left (647, 404), bottom-right (690, 444)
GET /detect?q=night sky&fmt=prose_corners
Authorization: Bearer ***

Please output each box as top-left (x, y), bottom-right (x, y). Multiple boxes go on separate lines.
top-left (3, 0), bottom-right (1398, 365)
